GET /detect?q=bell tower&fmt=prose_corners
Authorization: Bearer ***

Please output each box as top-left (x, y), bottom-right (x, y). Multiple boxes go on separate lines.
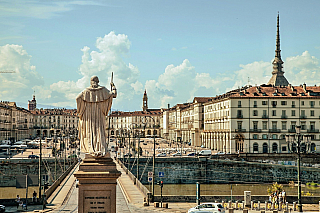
top-left (142, 90), bottom-right (148, 111)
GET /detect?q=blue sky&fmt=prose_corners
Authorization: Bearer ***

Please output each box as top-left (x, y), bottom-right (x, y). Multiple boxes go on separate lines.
top-left (1, 0), bottom-right (320, 111)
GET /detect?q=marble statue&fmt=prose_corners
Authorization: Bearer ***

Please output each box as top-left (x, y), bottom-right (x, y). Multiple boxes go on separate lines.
top-left (76, 75), bottom-right (116, 156)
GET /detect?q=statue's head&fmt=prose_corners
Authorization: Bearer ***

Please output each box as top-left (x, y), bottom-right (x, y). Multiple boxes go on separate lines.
top-left (90, 76), bottom-right (99, 88)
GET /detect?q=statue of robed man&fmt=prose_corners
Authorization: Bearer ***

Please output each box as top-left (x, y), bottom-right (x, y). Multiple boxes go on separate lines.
top-left (76, 75), bottom-right (116, 156)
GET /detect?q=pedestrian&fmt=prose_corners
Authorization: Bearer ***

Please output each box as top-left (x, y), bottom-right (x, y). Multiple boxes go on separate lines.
top-left (282, 189), bottom-right (286, 203)
top-left (16, 195), bottom-right (20, 209)
top-left (32, 191), bottom-right (37, 202)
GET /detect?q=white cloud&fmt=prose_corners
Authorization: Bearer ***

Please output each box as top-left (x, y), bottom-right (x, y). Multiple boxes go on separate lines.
top-left (145, 59), bottom-right (222, 108)
top-left (50, 31), bottom-right (142, 109)
top-left (0, 0), bottom-right (105, 19)
top-left (0, 44), bottom-right (44, 101)
top-left (285, 51), bottom-right (320, 86)
top-left (227, 61), bottom-right (271, 91)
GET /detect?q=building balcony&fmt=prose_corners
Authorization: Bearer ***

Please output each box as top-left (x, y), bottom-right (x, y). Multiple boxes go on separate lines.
top-left (288, 129), bottom-right (296, 133)
top-left (307, 129), bottom-right (319, 133)
top-left (291, 105), bottom-right (296, 108)
top-left (300, 115), bottom-right (307, 119)
top-left (281, 115), bottom-right (287, 119)
top-left (235, 129), bottom-right (246, 132)
top-left (269, 128), bottom-right (281, 133)
top-left (237, 115), bottom-right (243, 119)
top-left (262, 115), bottom-right (268, 119)
top-left (250, 128), bottom-right (262, 133)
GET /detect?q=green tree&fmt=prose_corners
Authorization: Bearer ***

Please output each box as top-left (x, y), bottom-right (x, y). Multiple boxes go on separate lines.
top-left (267, 182), bottom-right (283, 195)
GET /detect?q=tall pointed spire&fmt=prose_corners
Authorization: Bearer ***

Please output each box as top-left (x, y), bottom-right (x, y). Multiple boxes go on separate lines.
top-left (268, 13), bottom-right (289, 86)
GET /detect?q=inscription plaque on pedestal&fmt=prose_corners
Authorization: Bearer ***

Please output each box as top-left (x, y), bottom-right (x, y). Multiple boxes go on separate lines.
top-left (84, 191), bottom-right (111, 213)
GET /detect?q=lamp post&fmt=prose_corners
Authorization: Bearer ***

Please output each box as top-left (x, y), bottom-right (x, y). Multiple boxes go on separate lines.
top-left (38, 115), bottom-right (46, 201)
top-left (145, 116), bottom-right (156, 200)
top-left (285, 125), bottom-right (312, 213)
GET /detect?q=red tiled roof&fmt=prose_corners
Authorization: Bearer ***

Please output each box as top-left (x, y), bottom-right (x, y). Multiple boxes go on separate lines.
top-left (110, 109), bottom-right (162, 117)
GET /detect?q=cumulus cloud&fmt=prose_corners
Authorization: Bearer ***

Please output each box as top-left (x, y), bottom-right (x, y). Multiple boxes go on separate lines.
top-left (49, 31), bottom-right (142, 110)
top-left (0, 44), bottom-right (44, 101)
top-left (145, 59), bottom-right (222, 108)
top-left (226, 61), bottom-right (271, 91)
top-left (285, 51), bottom-right (320, 86)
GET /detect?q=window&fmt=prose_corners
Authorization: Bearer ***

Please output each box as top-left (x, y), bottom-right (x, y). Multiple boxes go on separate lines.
top-left (311, 110), bottom-right (314, 116)
top-left (237, 121), bottom-right (242, 130)
top-left (301, 122), bottom-right (306, 130)
top-left (237, 110), bottom-right (242, 118)
top-left (262, 121), bottom-right (267, 130)
top-left (301, 110), bottom-right (305, 117)
top-left (263, 143), bottom-right (268, 153)
top-left (292, 101), bottom-right (295, 108)
top-left (272, 121), bottom-right (277, 129)
top-left (272, 110), bottom-right (276, 116)
top-left (281, 110), bottom-right (286, 118)
top-left (262, 101), bottom-right (267, 105)
top-left (310, 101), bottom-right (315, 108)
top-left (253, 143), bottom-right (259, 152)
top-left (282, 122), bottom-right (287, 130)
top-left (301, 101), bottom-right (305, 106)
top-left (272, 134), bottom-right (278, 139)
top-left (272, 143), bottom-right (278, 153)
top-left (291, 121), bottom-right (296, 130)
top-left (263, 110), bottom-right (267, 116)
top-left (253, 134), bottom-right (258, 139)
top-left (281, 101), bottom-right (287, 105)
top-left (310, 122), bottom-right (315, 130)
top-left (253, 101), bottom-right (257, 108)
top-left (291, 110), bottom-right (296, 116)
top-left (238, 101), bottom-right (241, 108)
top-left (253, 121), bottom-right (258, 130)
top-left (272, 101), bottom-right (277, 107)
top-left (282, 146), bottom-right (287, 152)
top-left (253, 110), bottom-right (258, 116)
top-left (262, 134), bottom-right (268, 139)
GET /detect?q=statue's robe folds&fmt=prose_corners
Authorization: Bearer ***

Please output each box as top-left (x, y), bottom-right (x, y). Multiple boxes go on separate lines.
top-left (76, 86), bottom-right (114, 154)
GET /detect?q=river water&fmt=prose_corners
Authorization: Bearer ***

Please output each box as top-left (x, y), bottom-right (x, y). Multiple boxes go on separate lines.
top-left (145, 183), bottom-right (320, 196)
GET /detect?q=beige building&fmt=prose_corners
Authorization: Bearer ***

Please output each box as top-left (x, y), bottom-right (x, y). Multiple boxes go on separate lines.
top-left (107, 90), bottom-right (162, 139)
top-left (202, 84), bottom-right (320, 154)
top-left (31, 108), bottom-right (78, 138)
top-left (0, 101), bottom-right (34, 141)
top-left (162, 97), bottom-right (210, 147)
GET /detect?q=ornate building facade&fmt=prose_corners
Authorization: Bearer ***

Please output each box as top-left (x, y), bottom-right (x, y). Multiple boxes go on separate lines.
top-left (107, 90), bottom-right (162, 139)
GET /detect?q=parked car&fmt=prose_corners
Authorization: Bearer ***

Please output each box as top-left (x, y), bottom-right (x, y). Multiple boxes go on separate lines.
top-left (172, 152), bottom-right (181, 157)
top-left (198, 150), bottom-right (211, 156)
top-left (0, 204), bottom-right (5, 213)
top-left (157, 153), bottom-right (167, 157)
top-left (188, 203), bottom-right (225, 213)
top-left (28, 155), bottom-right (39, 159)
top-left (187, 152), bottom-right (196, 156)
top-left (68, 154), bottom-right (77, 158)
top-left (216, 151), bottom-right (225, 155)
top-left (124, 153), bottom-right (132, 157)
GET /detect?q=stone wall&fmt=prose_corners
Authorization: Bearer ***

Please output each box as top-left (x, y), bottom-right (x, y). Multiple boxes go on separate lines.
top-left (0, 158), bottom-right (74, 187)
top-left (121, 157), bottom-right (320, 185)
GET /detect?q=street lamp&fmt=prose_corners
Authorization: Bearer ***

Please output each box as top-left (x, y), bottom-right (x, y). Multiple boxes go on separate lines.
top-left (285, 125), bottom-right (312, 213)
top-left (145, 116), bottom-right (156, 200)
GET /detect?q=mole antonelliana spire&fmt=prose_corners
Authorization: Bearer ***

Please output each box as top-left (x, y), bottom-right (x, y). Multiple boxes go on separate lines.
top-left (267, 13), bottom-right (289, 86)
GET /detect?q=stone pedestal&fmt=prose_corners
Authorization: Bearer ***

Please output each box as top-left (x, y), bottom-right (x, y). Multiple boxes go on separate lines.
top-left (74, 154), bottom-right (121, 213)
